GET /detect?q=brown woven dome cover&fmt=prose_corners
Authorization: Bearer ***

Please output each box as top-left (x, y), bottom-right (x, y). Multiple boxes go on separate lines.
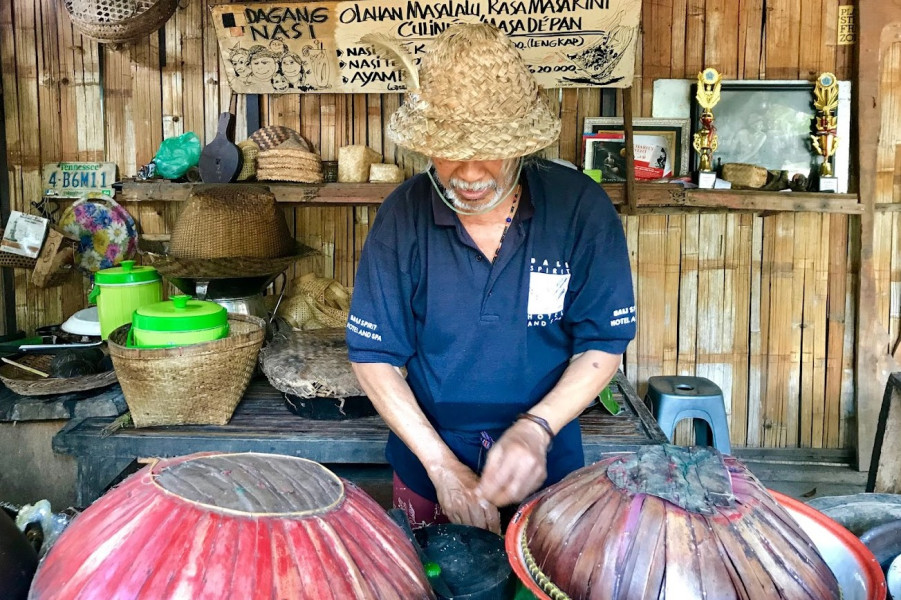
top-left (521, 445), bottom-right (840, 600)
top-left (170, 185), bottom-right (295, 259)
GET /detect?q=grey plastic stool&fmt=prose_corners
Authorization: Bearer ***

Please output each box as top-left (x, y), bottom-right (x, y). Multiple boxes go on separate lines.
top-left (645, 375), bottom-right (731, 455)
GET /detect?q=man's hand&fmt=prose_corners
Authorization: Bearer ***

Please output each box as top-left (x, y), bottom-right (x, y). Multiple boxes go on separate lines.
top-left (476, 418), bottom-right (551, 507)
top-left (428, 460), bottom-right (501, 534)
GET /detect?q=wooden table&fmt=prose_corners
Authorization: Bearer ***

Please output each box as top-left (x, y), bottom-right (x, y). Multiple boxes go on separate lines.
top-left (53, 371), bottom-right (667, 506)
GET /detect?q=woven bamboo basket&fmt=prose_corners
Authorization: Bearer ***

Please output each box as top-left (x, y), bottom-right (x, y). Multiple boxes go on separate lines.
top-left (107, 314), bottom-right (265, 427)
top-left (0, 353), bottom-right (118, 396)
top-left (276, 275), bottom-right (350, 329)
top-left (64, 0), bottom-right (178, 45)
top-left (721, 162), bottom-right (769, 188)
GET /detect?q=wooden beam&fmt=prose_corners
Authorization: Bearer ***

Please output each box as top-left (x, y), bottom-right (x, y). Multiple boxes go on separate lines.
top-left (855, 0), bottom-right (901, 471)
top-left (117, 181), bottom-right (396, 205)
top-left (117, 181), bottom-right (863, 214)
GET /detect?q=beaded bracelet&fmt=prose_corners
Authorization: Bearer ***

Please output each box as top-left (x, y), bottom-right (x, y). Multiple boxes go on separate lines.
top-left (517, 412), bottom-right (555, 442)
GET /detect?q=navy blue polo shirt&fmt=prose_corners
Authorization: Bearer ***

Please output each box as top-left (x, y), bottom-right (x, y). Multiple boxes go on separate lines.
top-left (346, 159), bottom-right (636, 502)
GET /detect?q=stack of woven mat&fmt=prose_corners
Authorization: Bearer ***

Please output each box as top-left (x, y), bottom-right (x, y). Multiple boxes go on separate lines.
top-left (251, 125), bottom-right (323, 183)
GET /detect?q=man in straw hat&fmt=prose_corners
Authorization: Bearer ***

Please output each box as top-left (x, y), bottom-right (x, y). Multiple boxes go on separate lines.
top-left (347, 23), bottom-right (636, 533)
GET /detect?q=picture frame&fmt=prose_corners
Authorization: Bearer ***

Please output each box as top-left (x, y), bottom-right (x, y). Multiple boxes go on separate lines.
top-left (583, 133), bottom-right (675, 181)
top-left (583, 117), bottom-right (691, 178)
top-left (683, 79), bottom-right (852, 191)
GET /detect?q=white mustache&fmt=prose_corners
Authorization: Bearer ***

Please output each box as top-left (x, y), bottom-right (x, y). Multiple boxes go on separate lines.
top-left (448, 178), bottom-right (497, 192)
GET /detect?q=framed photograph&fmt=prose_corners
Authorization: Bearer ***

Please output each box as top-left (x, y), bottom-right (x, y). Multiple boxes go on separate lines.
top-left (583, 117), bottom-right (691, 177)
top-left (583, 133), bottom-right (675, 181)
top-left (686, 80), bottom-right (852, 191)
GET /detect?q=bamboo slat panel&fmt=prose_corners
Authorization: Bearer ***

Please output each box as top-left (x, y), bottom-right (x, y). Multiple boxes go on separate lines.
top-left (0, 0), bottom-right (882, 453)
top-left (696, 214), bottom-right (729, 420)
top-left (704, 0), bottom-right (740, 77)
top-left (746, 215), bottom-right (766, 447)
top-left (729, 213), bottom-right (754, 446)
top-left (765, 0), bottom-right (803, 80)
top-left (683, 0), bottom-right (706, 77)
top-left (635, 214), bottom-right (668, 393)
top-left (738, 0), bottom-right (764, 79)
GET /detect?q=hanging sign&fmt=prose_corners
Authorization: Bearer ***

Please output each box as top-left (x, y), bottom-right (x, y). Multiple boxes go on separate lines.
top-left (210, 0), bottom-right (640, 94)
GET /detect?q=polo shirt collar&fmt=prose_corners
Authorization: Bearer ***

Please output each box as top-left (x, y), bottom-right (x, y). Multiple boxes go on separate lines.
top-left (430, 167), bottom-right (535, 226)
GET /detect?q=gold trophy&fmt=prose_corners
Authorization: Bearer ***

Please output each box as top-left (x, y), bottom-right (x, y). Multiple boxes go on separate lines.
top-left (693, 68), bottom-right (722, 189)
top-left (811, 72), bottom-right (840, 192)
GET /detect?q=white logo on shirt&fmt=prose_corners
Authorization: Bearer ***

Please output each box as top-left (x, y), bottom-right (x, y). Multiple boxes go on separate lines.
top-left (610, 305), bottom-right (636, 327)
top-left (528, 258), bottom-right (570, 327)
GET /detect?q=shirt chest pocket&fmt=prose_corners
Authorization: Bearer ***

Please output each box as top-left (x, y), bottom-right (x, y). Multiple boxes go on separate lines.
top-left (527, 271), bottom-right (571, 321)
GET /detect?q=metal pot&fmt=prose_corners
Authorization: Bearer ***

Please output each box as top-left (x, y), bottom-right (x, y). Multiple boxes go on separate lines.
top-left (0, 508), bottom-right (37, 600)
top-left (35, 324), bottom-right (100, 345)
top-left (388, 508), bottom-right (515, 600)
top-left (206, 292), bottom-right (269, 321)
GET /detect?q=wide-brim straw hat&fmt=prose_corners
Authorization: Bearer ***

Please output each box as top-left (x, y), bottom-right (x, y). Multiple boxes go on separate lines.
top-left (142, 184), bottom-right (318, 279)
top-left (363, 23), bottom-right (560, 161)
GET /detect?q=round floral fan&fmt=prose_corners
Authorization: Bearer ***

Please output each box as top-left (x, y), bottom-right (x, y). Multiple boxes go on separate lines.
top-left (59, 197), bottom-right (138, 273)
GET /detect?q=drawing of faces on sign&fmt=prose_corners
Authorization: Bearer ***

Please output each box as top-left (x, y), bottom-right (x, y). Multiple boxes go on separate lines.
top-left (271, 74), bottom-right (290, 92)
top-left (249, 46), bottom-right (281, 84)
top-left (228, 44), bottom-right (251, 79)
top-left (281, 52), bottom-right (305, 89)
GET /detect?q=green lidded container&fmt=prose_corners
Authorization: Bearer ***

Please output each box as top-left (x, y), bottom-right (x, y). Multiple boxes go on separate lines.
top-left (131, 295), bottom-right (229, 348)
top-left (89, 260), bottom-right (162, 340)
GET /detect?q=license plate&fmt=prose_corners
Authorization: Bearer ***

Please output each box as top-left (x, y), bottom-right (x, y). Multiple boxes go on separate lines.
top-left (42, 162), bottom-right (117, 198)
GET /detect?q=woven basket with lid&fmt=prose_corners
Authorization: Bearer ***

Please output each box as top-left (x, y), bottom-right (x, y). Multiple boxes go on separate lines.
top-left (107, 314), bottom-right (265, 427)
top-left (64, 0), bottom-right (178, 45)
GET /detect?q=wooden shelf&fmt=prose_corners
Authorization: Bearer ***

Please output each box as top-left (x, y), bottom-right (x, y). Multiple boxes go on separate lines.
top-left (117, 180), bottom-right (863, 214)
top-left (117, 181), bottom-right (396, 206)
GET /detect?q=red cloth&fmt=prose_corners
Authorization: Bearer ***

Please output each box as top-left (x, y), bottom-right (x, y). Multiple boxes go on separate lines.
top-left (392, 473), bottom-right (450, 529)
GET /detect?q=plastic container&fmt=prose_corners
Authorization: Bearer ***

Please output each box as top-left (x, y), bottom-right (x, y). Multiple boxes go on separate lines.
top-left (88, 260), bottom-right (162, 340)
top-left (131, 295), bottom-right (229, 348)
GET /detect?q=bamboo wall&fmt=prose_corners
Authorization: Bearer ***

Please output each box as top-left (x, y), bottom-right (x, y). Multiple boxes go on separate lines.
top-left (0, 0), bottom-right (884, 450)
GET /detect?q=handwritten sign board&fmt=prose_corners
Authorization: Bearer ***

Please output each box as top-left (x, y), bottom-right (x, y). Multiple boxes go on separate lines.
top-left (42, 162), bottom-right (116, 199)
top-left (210, 0), bottom-right (640, 94)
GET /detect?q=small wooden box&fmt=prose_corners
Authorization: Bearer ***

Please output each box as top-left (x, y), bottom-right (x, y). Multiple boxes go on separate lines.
top-left (31, 228), bottom-right (76, 288)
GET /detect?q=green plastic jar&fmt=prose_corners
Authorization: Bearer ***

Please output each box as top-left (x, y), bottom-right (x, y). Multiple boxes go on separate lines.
top-left (89, 260), bottom-right (162, 340)
top-left (131, 295), bottom-right (229, 348)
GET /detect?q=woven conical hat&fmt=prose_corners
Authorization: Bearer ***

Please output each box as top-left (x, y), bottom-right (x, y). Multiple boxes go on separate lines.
top-left (368, 23), bottom-right (560, 161)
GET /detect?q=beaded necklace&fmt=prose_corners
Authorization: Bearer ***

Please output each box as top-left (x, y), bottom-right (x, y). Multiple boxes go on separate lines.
top-left (493, 186), bottom-right (520, 263)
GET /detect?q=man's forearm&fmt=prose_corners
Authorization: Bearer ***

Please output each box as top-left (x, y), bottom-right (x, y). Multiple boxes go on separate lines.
top-left (350, 362), bottom-right (458, 474)
top-left (524, 349), bottom-right (621, 435)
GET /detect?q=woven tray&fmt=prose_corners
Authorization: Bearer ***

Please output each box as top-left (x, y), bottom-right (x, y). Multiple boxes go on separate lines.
top-left (140, 242), bottom-right (319, 279)
top-left (64, 0), bottom-right (178, 44)
top-left (0, 353), bottom-right (118, 396)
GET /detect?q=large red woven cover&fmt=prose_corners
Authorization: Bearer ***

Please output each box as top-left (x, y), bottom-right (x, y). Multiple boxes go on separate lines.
top-left (29, 452), bottom-right (434, 600)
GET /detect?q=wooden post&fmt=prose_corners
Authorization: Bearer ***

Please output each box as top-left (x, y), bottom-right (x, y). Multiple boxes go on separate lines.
top-left (867, 372), bottom-right (901, 492)
top-left (855, 0), bottom-right (901, 471)
top-left (622, 86), bottom-right (637, 215)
